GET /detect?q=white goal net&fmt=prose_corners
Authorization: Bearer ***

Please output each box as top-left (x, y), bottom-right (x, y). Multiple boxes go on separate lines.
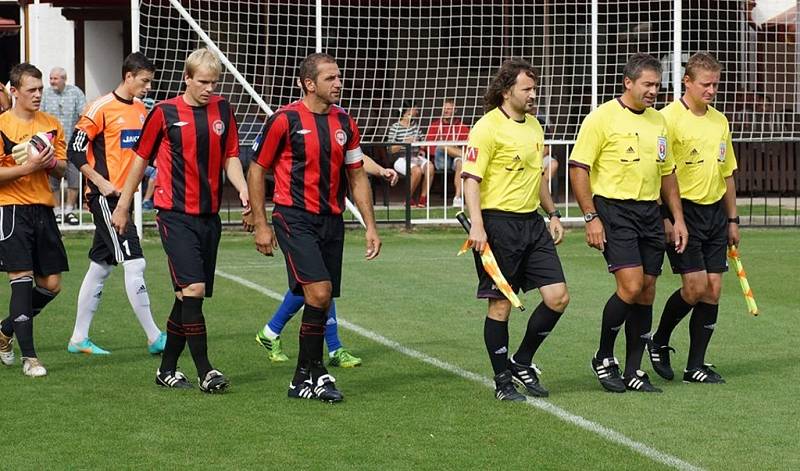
top-left (139, 0), bottom-right (798, 146)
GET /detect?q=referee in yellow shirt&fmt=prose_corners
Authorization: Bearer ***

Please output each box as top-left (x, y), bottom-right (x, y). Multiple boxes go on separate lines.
top-left (648, 52), bottom-right (738, 384)
top-left (569, 53), bottom-right (688, 393)
top-left (463, 59), bottom-right (569, 401)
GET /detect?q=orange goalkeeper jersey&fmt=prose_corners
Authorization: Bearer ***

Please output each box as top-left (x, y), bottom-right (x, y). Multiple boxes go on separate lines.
top-left (73, 92), bottom-right (147, 196)
top-left (0, 110), bottom-right (66, 206)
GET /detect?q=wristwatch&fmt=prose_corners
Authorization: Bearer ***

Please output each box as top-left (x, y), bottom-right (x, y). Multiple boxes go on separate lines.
top-left (548, 210), bottom-right (562, 219)
top-left (728, 216), bottom-right (740, 224)
top-left (583, 212), bottom-right (599, 223)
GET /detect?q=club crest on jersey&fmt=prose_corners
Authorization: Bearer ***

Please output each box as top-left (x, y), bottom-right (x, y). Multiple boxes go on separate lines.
top-left (212, 120), bottom-right (225, 136)
top-left (718, 142), bottom-right (726, 162)
top-left (139, 114), bottom-right (145, 125)
top-left (465, 146), bottom-right (478, 162)
top-left (334, 129), bottom-right (347, 146)
top-left (657, 136), bottom-right (667, 162)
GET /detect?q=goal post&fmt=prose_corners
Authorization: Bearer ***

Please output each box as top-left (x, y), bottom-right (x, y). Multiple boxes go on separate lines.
top-left (137, 0), bottom-right (800, 224)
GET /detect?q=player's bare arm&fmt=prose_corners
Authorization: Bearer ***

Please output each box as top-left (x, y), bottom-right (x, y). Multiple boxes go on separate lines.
top-left (463, 177), bottom-right (487, 253)
top-left (69, 128), bottom-right (117, 196)
top-left (569, 165), bottom-right (605, 251)
top-left (347, 164), bottom-right (381, 260)
top-left (538, 176), bottom-right (563, 244)
top-left (0, 144), bottom-right (59, 185)
top-left (79, 164), bottom-right (119, 197)
top-left (722, 176), bottom-right (740, 247)
top-left (111, 156), bottom-right (148, 234)
top-left (49, 156), bottom-right (67, 180)
top-left (224, 156), bottom-right (252, 231)
top-left (363, 154), bottom-right (398, 186)
top-left (246, 161), bottom-right (276, 256)
top-left (660, 172), bottom-right (688, 253)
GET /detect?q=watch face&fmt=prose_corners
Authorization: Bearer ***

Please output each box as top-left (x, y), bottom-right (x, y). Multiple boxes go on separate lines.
top-left (584, 213), bottom-right (595, 222)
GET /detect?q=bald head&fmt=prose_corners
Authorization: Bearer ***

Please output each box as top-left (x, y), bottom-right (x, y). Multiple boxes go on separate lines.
top-left (49, 67), bottom-right (67, 92)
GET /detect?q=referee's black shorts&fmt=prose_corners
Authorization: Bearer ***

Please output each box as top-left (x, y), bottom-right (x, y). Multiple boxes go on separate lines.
top-left (88, 195), bottom-right (144, 265)
top-left (272, 204), bottom-right (344, 298)
top-left (157, 210), bottom-right (221, 297)
top-left (594, 196), bottom-right (665, 276)
top-left (667, 199), bottom-right (728, 274)
top-left (0, 204), bottom-right (69, 275)
top-left (474, 209), bottom-right (565, 300)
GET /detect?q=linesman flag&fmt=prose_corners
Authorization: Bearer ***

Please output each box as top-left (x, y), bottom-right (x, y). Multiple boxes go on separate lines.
top-left (455, 212), bottom-right (524, 311)
top-left (727, 245), bottom-right (759, 316)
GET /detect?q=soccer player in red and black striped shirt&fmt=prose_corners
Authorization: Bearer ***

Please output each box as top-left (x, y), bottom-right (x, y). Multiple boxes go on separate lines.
top-left (112, 49), bottom-right (251, 393)
top-left (247, 53), bottom-right (381, 403)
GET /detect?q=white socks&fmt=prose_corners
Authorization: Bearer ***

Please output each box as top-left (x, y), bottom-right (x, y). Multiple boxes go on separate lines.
top-left (71, 259), bottom-right (161, 345)
top-left (71, 261), bottom-right (112, 344)
top-left (123, 258), bottom-right (161, 344)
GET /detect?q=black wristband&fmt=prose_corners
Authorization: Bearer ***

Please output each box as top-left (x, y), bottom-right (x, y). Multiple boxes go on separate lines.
top-left (659, 204), bottom-right (672, 220)
top-left (548, 210), bottom-right (562, 219)
top-left (728, 216), bottom-right (740, 224)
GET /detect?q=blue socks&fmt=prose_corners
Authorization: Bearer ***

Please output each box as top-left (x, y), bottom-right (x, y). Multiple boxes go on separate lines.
top-left (325, 303), bottom-right (341, 353)
top-left (267, 290), bottom-right (305, 335)
top-left (266, 290), bottom-right (342, 353)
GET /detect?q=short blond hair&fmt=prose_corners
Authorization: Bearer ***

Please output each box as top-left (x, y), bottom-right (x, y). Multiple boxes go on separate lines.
top-left (184, 48), bottom-right (221, 78)
top-left (685, 52), bottom-right (722, 80)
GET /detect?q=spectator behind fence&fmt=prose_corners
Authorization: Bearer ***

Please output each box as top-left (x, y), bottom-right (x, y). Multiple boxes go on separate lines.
top-left (41, 67), bottom-right (85, 225)
top-left (387, 101), bottom-right (433, 207)
top-left (425, 98), bottom-right (470, 207)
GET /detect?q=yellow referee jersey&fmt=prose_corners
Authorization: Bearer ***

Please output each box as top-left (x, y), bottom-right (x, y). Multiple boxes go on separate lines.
top-left (660, 99), bottom-right (737, 204)
top-left (570, 98), bottom-right (674, 201)
top-left (462, 107), bottom-right (544, 213)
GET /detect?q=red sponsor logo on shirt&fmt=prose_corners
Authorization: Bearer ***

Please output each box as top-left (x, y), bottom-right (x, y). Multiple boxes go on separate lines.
top-left (465, 146), bottom-right (478, 162)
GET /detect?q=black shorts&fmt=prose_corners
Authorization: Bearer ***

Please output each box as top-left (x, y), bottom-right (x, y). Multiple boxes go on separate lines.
top-left (667, 199), bottom-right (728, 274)
top-left (474, 209), bottom-right (566, 299)
top-left (594, 196), bottom-right (665, 276)
top-left (0, 204), bottom-right (69, 275)
top-left (88, 195), bottom-right (143, 265)
top-left (157, 210), bottom-right (221, 297)
top-left (272, 205), bottom-right (344, 298)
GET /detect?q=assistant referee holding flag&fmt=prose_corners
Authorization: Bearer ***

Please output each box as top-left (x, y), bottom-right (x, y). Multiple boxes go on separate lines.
top-left (648, 52), bottom-right (738, 384)
top-left (569, 53), bottom-right (688, 393)
top-left (463, 58), bottom-right (569, 401)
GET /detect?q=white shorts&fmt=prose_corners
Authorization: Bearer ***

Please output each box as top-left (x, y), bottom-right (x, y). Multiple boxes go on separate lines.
top-left (393, 156), bottom-right (430, 176)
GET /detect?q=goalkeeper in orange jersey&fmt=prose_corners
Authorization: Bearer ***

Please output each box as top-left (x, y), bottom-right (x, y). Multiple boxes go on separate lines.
top-left (463, 59), bottom-right (569, 401)
top-left (649, 52), bottom-right (739, 384)
top-left (66, 52), bottom-right (166, 356)
top-left (0, 63), bottom-right (68, 377)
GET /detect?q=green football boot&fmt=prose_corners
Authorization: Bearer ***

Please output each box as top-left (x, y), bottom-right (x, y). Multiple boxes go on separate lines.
top-left (328, 347), bottom-right (362, 368)
top-left (256, 330), bottom-right (289, 362)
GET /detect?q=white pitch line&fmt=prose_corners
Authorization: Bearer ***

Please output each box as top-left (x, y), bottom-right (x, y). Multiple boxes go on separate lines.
top-left (216, 269), bottom-right (703, 471)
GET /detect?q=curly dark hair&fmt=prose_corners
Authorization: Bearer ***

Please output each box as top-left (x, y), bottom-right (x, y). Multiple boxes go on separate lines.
top-left (483, 58), bottom-right (538, 113)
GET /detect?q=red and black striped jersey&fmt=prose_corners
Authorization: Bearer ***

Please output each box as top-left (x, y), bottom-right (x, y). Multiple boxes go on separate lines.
top-left (133, 95), bottom-right (239, 215)
top-left (253, 100), bottom-right (364, 215)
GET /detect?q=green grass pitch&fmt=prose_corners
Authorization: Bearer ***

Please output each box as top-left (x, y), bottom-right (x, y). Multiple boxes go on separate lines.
top-left (2, 227), bottom-right (796, 470)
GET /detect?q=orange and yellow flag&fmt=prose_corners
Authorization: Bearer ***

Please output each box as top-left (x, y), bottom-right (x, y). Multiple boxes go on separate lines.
top-left (727, 245), bottom-right (759, 316)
